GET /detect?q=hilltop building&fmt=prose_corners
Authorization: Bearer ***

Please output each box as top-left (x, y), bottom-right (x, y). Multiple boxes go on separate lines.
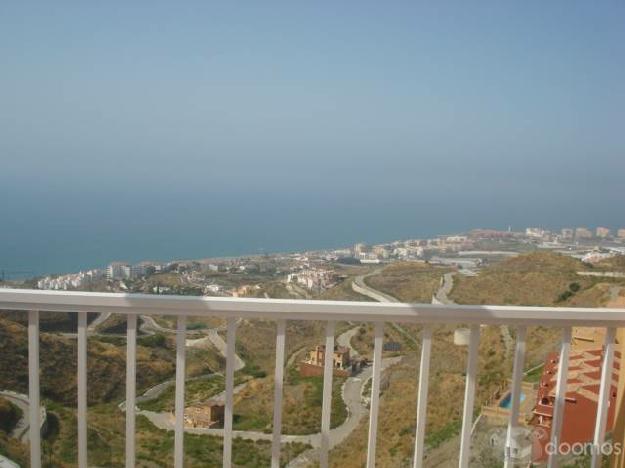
top-left (299, 344), bottom-right (364, 377)
top-left (307, 344), bottom-right (350, 369)
top-left (182, 401), bottom-right (225, 428)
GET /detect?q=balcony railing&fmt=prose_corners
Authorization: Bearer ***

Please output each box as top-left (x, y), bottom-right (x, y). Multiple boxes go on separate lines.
top-left (1, 288), bottom-right (624, 468)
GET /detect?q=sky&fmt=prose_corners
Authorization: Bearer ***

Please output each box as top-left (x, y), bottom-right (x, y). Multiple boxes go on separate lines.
top-left (1, 1), bottom-right (624, 274)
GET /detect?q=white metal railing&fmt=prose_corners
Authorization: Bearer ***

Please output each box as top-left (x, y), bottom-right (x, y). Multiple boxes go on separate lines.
top-left (1, 288), bottom-right (624, 468)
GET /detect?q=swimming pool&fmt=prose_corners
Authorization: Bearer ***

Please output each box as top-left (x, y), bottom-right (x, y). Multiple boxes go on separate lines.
top-left (499, 392), bottom-right (526, 409)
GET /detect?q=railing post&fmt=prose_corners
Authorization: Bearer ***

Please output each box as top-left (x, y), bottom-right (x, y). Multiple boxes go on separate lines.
top-left (413, 325), bottom-right (433, 468)
top-left (459, 324), bottom-right (480, 468)
top-left (125, 314), bottom-right (137, 468)
top-left (366, 322), bottom-right (384, 468)
top-left (319, 320), bottom-right (336, 468)
top-left (77, 311), bottom-right (88, 468)
top-left (28, 310), bottom-right (41, 468)
top-left (548, 327), bottom-right (572, 468)
top-left (504, 325), bottom-right (526, 468)
top-left (591, 327), bottom-right (616, 468)
top-left (271, 320), bottom-right (287, 468)
top-left (174, 315), bottom-right (187, 468)
top-left (223, 317), bottom-right (237, 468)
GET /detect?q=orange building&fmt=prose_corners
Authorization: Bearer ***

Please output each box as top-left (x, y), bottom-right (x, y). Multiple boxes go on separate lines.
top-left (530, 348), bottom-right (620, 463)
top-left (183, 401), bottom-right (225, 428)
top-left (306, 345), bottom-right (350, 369)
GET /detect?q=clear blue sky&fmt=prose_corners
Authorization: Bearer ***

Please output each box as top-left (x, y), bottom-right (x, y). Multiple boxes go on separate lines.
top-left (1, 2), bottom-right (624, 274)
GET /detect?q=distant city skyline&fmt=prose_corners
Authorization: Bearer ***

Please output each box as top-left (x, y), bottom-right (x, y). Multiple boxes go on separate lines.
top-left (5, 221), bottom-right (625, 279)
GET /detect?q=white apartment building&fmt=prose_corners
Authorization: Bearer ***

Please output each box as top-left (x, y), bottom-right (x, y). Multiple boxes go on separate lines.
top-left (525, 227), bottom-right (546, 239)
top-left (287, 268), bottom-right (338, 291)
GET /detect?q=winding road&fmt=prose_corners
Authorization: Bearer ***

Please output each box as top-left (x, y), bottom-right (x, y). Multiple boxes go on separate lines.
top-left (351, 271), bottom-right (419, 347)
top-left (120, 318), bottom-right (401, 467)
top-left (432, 272), bottom-right (455, 305)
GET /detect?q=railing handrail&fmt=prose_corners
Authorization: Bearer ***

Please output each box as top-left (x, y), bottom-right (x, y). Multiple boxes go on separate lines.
top-left (1, 288), bottom-right (625, 326)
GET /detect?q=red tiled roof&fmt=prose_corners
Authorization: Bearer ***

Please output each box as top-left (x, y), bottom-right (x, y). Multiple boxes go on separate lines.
top-left (530, 347), bottom-right (620, 462)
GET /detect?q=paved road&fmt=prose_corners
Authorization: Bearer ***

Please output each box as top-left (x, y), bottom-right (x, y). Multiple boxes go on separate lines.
top-left (185, 330), bottom-right (245, 372)
top-left (87, 312), bottom-right (112, 333)
top-left (137, 351), bottom-right (401, 467)
top-left (351, 270), bottom-right (397, 303)
top-left (287, 355), bottom-right (402, 467)
top-left (130, 322), bottom-right (401, 467)
top-left (432, 272), bottom-right (455, 305)
top-left (336, 326), bottom-right (360, 357)
top-left (351, 272), bottom-right (419, 347)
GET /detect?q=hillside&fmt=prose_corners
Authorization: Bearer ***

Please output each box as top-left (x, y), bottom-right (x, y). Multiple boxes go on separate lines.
top-left (364, 262), bottom-right (450, 303)
top-left (0, 397), bottom-right (27, 466)
top-left (0, 317), bottom-right (175, 404)
top-left (594, 254), bottom-right (625, 271)
top-left (450, 251), bottom-right (625, 306)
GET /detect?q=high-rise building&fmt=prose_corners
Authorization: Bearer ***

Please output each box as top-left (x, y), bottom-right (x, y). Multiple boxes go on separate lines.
top-left (596, 226), bottom-right (611, 238)
top-left (561, 228), bottom-right (574, 240)
top-left (618, 229), bottom-right (625, 239)
top-left (353, 243), bottom-right (368, 257)
top-left (575, 227), bottom-right (593, 240)
top-left (106, 262), bottom-right (131, 280)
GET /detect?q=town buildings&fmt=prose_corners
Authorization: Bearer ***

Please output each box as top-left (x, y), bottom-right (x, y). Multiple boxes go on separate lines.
top-left (575, 227), bottom-right (593, 240)
top-left (526, 227), bottom-right (546, 239)
top-left (582, 250), bottom-right (616, 264)
top-left (596, 227), bottom-right (611, 238)
top-left (106, 261), bottom-right (159, 280)
top-left (286, 269), bottom-right (338, 291)
top-left (37, 269), bottom-right (104, 290)
top-left (106, 262), bottom-right (130, 280)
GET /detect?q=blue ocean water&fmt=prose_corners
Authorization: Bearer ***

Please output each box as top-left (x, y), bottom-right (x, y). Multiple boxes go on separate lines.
top-left (0, 185), bottom-right (618, 278)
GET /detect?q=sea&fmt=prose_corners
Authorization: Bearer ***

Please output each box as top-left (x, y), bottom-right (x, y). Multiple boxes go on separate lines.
top-left (0, 187), bottom-right (613, 278)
